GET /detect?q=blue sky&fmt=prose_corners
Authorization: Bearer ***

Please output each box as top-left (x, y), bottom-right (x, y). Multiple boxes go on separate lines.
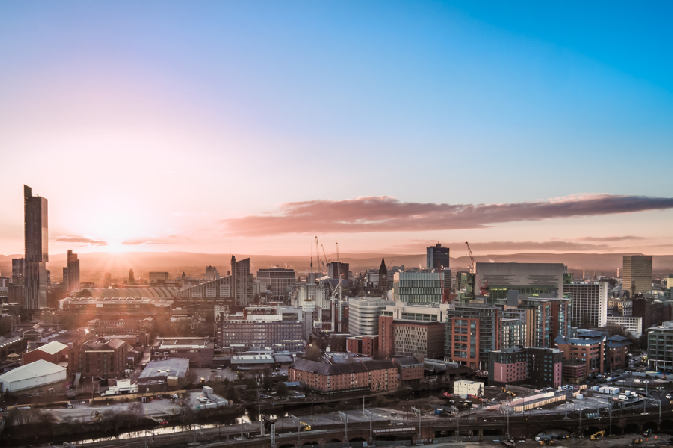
top-left (0, 1), bottom-right (671, 255)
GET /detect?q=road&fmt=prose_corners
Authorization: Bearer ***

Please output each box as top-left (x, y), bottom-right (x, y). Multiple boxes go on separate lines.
top-left (50, 398), bottom-right (183, 422)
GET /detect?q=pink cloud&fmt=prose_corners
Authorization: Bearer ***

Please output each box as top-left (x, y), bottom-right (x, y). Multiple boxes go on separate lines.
top-left (55, 235), bottom-right (107, 246)
top-left (221, 194), bottom-right (673, 237)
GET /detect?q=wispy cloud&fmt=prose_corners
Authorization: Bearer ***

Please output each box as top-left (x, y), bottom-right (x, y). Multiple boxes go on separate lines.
top-left (391, 239), bottom-right (610, 253)
top-left (222, 194), bottom-right (673, 236)
top-left (55, 236), bottom-right (107, 246)
top-left (576, 235), bottom-right (646, 242)
top-left (121, 239), bottom-right (172, 246)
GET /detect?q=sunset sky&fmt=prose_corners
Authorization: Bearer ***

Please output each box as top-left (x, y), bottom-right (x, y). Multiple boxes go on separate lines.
top-left (1, 1), bottom-right (672, 258)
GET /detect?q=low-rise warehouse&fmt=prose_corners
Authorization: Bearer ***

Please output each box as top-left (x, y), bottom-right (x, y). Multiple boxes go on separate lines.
top-left (139, 358), bottom-right (190, 387)
top-left (0, 359), bottom-right (67, 392)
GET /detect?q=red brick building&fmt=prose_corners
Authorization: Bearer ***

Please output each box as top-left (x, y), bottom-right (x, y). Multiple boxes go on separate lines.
top-left (606, 335), bottom-right (631, 370)
top-left (23, 341), bottom-right (69, 366)
top-left (289, 358), bottom-right (398, 394)
top-left (71, 338), bottom-right (130, 377)
top-left (393, 355), bottom-right (424, 383)
top-left (346, 335), bottom-right (379, 357)
top-left (379, 315), bottom-right (394, 358)
top-left (555, 330), bottom-right (605, 376)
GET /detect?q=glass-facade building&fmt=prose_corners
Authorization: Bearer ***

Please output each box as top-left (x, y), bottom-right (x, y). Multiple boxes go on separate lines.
top-left (392, 271), bottom-right (445, 305)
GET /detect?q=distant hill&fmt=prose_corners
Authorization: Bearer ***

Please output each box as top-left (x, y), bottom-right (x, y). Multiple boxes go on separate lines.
top-left (2, 251), bottom-right (672, 283)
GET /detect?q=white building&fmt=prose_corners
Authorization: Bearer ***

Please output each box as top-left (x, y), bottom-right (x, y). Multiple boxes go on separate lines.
top-left (0, 359), bottom-right (67, 392)
top-left (606, 316), bottom-right (643, 338)
top-left (454, 379), bottom-right (483, 396)
top-left (347, 298), bottom-right (390, 336)
top-left (563, 282), bottom-right (609, 328)
top-left (380, 301), bottom-right (452, 323)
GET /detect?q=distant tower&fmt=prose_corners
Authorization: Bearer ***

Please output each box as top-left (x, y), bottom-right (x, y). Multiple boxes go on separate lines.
top-left (426, 243), bottom-right (450, 270)
top-left (24, 185), bottom-right (48, 309)
top-left (128, 269), bottom-right (135, 284)
top-left (62, 250), bottom-right (80, 292)
top-left (379, 259), bottom-right (388, 295)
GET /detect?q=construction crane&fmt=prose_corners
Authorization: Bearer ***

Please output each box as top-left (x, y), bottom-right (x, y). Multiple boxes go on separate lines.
top-left (321, 244), bottom-right (329, 268)
top-left (465, 241), bottom-right (488, 296)
top-left (465, 241), bottom-right (475, 274)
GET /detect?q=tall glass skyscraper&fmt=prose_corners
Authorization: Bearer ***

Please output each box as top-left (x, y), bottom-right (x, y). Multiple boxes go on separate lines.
top-left (24, 185), bottom-right (48, 309)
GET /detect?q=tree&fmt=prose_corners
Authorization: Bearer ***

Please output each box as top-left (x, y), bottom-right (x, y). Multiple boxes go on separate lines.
top-left (305, 345), bottom-right (322, 361)
top-left (276, 382), bottom-right (288, 397)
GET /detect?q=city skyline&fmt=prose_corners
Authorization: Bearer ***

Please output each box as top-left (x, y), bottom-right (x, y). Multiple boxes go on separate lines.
top-left (1, 1), bottom-right (672, 256)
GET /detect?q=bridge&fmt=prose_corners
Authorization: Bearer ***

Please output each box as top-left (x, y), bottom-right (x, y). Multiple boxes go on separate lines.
top-left (75, 409), bottom-right (673, 448)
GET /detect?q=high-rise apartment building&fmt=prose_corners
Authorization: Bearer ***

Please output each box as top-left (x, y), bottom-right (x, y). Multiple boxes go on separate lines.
top-left (24, 185), bottom-right (48, 309)
top-left (563, 281), bottom-right (608, 329)
top-left (231, 256), bottom-right (253, 306)
top-left (445, 304), bottom-right (501, 370)
top-left (62, 250), bottom-right (80, 292)
top-left (623, 255), bottom-right (652, 296)
top-left (257, 268), bottom-right (296, 301)
top-left (426, 243), bottom-right (450, 270)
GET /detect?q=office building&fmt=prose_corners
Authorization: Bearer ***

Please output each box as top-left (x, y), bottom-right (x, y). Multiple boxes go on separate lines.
top-left (555, 330), bottom-right (606, 376)
top-left (232, 256), bottom-right (253, 306)
top-left (257, 268), bottom-right (296, 301)
top-left (216, 310), bottom-right (305, 353)
top-left (392, 271), bottom-right (447, 305)
top-left (647, 321), bottom-right (673, 371)
top-left (426, 243), bottom-right (450, 270)
top-left (563, 282), bottom-right (608, 328)
top-left (347, 298), bottom-right (389, 336)
top-left (380, 301), bottom-right (451, 323)
top-left (391, 320), bottom-right (445, 359)
top-left (606, 316), bottom-right (643, 338)
top-left (24, 185), bottom-right (48, 309)
top-left (488, 346), bottom-right (563, 389)
top-left (623, 255), bottom-right (652, 296)
top-left (477, 262), bottom-right (565, 300)
top-left (445, 305), bottom-right (501, 370)
top-left (62, 250), bottom-right (80, 292)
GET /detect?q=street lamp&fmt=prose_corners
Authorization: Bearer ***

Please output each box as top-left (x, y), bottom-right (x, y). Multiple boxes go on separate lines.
top-left (290, 415), bottom-right (301, 448)
top-left (411, 407), bottom-right (421, 444)
top-left (338, 411), bottom-right (349, 448)
top-left (363, 409), bottom-right (373, 444)
top-left (499, 400), bottom-right (511, 441)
